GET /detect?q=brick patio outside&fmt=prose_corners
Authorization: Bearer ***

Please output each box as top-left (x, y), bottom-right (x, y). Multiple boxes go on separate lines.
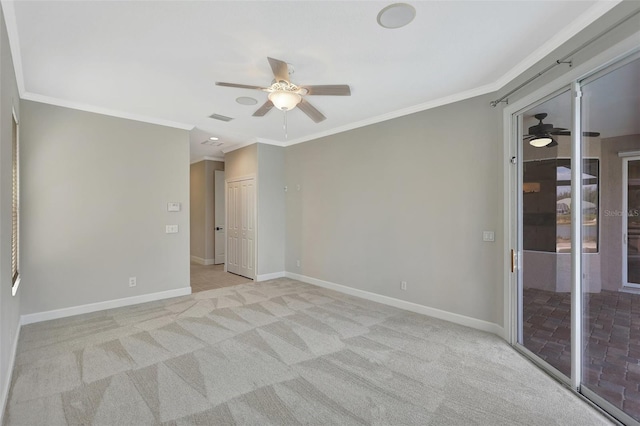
top-left (523, 288), bottom-right (640, 420)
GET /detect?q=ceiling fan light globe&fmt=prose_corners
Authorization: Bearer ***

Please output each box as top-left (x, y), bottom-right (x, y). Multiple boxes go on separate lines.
top-left (268, 91), bottom-right (301, 111)
top-left (530, 136), bottom-right (554, 147)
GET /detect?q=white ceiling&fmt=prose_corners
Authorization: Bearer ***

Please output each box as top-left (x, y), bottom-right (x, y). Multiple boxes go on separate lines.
top-left (4, 1), bottom-right (621, 161)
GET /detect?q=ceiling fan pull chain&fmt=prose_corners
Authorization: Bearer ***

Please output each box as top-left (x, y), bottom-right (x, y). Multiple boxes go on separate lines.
top-left (284, 110), bottom-right (288, 139)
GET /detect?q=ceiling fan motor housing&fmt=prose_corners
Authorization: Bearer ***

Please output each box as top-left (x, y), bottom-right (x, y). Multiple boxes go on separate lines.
top-left (528, 122), bottom-right (553, 135)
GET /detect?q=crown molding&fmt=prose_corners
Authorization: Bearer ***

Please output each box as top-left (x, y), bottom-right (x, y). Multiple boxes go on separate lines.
top-left (190, 156), bottom-right (225, 164)
top-left (22, 92), bottom-right (194, 130)
top-left (2, 0), bottom-right (26, 95)
top-left (3, 0), bottom-right (620, 149)
top-left (282, 82), bottom-right (498, 147)
top-left (256, 137), bottom-right (286, 147)
top-left (491, 0), bottom-right (622, 92)
top-left (221, 139), bottom-right (258, 154)
top-left (203, 156), bottom-right (225, 162)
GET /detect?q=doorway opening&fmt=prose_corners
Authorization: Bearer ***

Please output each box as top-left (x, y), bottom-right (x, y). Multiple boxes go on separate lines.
top-left (189, 160), bottom-right (253, 292)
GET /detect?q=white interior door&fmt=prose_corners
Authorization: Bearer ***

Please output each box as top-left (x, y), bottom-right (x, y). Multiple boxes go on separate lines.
top-left (239, 179), bottom-right (255, 278)
top-left (227, 180), bottom-right (239, 274)
top-left (214, 170), bottom-right (225, 265)
top-left (226, 177), bottom-right (255, 279)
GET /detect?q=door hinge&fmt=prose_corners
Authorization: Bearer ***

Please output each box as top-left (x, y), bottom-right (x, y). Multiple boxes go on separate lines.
top-left (510, 156), bottom-right (517, 165)
top-left (511, 249), bottom-right (517, 273)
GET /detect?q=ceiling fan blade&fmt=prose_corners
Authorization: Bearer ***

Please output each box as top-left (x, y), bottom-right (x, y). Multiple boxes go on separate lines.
top-left (252, 100), bottom-right (274, 117)
top-left (297, 98), bottom-right (326, 123)
top-left (216, 82), bottom-right (266, 90)
top-left (550, 130), bottom-right (601, 137)
top-left (303, 85), bottom-right (351, 96)
top-left (267, 57), bottom-right (290, 83)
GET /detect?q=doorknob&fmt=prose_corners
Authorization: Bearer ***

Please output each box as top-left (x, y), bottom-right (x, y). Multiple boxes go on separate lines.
top-left (216, 227), bottom-right (223, 231)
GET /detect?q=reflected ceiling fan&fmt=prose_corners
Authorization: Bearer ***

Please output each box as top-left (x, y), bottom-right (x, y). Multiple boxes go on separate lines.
top-left (524, 113), bottom-right (600, 148)
top-left (216, 57), bottom-right (351, 123)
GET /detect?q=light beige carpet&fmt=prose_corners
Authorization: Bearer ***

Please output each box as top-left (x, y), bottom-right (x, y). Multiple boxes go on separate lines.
top-left (4, 278), bottom-right (610, 425)
top-left (190, 262), bottom-right (252, 293)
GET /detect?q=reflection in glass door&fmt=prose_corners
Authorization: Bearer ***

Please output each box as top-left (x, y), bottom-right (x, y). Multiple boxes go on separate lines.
top-left (580, 56), bottom-right (640, 423)
top-left (518, 90), bottom-right (573, 379)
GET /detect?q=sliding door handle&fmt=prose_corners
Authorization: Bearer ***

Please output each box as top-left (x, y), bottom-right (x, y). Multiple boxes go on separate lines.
top-left (511, 249), bottom-right (516, 273)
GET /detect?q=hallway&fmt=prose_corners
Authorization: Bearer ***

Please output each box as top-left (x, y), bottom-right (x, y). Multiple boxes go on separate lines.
top-left (190, 262), bottom-right (252, 293)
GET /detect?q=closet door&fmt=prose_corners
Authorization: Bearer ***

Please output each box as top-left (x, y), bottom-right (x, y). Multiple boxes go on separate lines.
top-left (226, 180), bottom-right (239, 275)
top-left (238, 179), bottom-right (255, 279)
top-left (226, 178), bottom-right (255, 279)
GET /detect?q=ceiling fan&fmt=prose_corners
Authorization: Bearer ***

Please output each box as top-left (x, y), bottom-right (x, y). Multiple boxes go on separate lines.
top-left (524, 113), bottom-right (601, 148)
top-left (216, 57), bottom-right (351, 123)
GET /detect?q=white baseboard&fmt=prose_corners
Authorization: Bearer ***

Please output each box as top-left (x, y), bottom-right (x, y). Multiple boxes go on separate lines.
top-left (190, 256), bottom-right (215, 266)
top-left (0, 320), bottom-right (21, 425)
top-left (285, 272), bottom-right (504, 337)
top-left (21, 287), bottom-right (192, 325)
top-left (256, 271), bottom-right (286, 282)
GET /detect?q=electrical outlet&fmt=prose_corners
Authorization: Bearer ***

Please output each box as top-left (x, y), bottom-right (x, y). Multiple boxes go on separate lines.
top-left (296, 259), bottom-right (301, 267)
top-left (401, 281), bottom-right (407, 290)
top-left (129, 277), bottom-right (137, 287)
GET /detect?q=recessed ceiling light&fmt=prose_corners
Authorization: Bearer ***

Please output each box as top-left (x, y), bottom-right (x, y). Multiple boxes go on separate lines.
top-left (377, 3), bottom-right (416, 29)
top-left (236, 96), bottom-right (258, 106)
top-left (209, 136), bottom-right (219, 141)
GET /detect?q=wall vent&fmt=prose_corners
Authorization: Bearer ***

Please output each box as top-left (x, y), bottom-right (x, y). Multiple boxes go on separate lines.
top-left (201, 140), bottom-right (224, 147)
top-left (208, 113), bottom-right (234, 122)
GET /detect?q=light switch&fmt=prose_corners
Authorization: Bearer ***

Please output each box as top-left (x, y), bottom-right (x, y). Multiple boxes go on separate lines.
top-left (167, 202), bottom-right (181, 212)
top-left (483, 231), bottom-right (495, 242)
top-left (166, 225), bottom-right (179, 234)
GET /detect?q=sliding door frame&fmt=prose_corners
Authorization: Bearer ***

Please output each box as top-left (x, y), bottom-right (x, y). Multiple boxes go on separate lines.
top-left (503, 33), bottom-right (640, 425)
top-left (503, 33), bottom-right (640, 344)
top-left (509, 86), bottom-right (573, 388)
top-left (622, 155), bottom-right (640, 289)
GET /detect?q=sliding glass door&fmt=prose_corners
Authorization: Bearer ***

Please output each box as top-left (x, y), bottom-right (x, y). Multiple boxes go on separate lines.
top-left (517, 89), bottom-right (573, 381)
top-left (516, 54), bottom-right (640, 424)
top-left (580, 55), bottom-right (640, 424)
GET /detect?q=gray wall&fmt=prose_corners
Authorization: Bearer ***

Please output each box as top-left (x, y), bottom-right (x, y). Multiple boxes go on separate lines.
top-left (190, 161), bottom-right (206, 259)
top-left (190, 159), bottom-right (224, 262)
top-left (19, 100), bottom-right (190, 315)
top-left (225, 144), bottom-right (257, 180)
top-left (257, 144), bottom-right (285, 276)
top-left (224, 143), bottom-right (285, 277)
top-left (0, 5), bottom-right (21, 417)
top-left (285, 94), bottom-right (503, 324)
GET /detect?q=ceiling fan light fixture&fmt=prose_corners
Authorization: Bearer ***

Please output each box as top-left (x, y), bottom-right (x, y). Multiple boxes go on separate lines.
top-left (268, 90), bottom-right (302, 111)
top-left (530, 136), bottom-right (554, 147)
